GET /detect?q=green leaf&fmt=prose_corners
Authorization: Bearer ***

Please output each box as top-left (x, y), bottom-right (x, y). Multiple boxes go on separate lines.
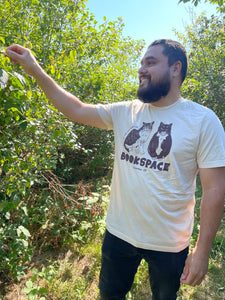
top-left (13, 72), bottom-right (26, 87)
top-left (69, 49), bottom-right (77, 61)
top-left (52, 129), bottom-right (61, 138)
top-left (38, 288), bottom-right (49, 295)
top-left (5, 212), bottom-right (10, 220)
top-left (17, 225), bottom-right (31, 238)
top-left (49, 65), bottom-right (55, 74)
top-left (8, 107), bottom-right (22, 115)
top-left (26, 280), bottom-right (33, 288)
top-left (19, 120), bottom-right (28, 131)
top-left (23, 288), bottom-right (32, 294)
top-left (0, 36), bottom-right (5, 44)
top-left (0, 68), bottom-right (9, 88)
top-left (87, 196), bottom-right (99, 204)
top-left (28, 288), bottom-right (38, 297)
top-left (53, 228), bottom-right (61, 235)
top-left (21, 239), bottom-right (29, 248)
top-left (21, 206), bottom-right (28, 216)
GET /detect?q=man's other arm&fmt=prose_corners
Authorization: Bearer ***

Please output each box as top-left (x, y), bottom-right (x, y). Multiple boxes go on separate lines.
top-left (181, 167), bottom-right (225, 286)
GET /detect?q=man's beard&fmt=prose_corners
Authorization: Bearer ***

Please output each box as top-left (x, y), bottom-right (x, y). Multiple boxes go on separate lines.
top-left (137, 72), bottom-right (171, 103)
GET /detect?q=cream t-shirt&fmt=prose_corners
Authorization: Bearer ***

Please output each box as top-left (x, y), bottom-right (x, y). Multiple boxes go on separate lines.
top-left (96, 98), bottom-right (225, 252)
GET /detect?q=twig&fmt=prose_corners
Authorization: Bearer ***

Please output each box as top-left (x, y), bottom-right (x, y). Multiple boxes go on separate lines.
top-left (41, 170), bottom-right (82, 206)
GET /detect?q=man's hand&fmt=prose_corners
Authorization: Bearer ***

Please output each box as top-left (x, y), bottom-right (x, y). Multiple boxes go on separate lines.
top-left (6, 44), bottom-right (41, 76)
top-left (181, 247), bottom-right (209, 286)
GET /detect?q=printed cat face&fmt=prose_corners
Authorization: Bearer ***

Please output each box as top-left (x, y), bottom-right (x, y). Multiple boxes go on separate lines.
top-left (141, 122), bottom-right (155, 131)
top-left (158, 122), bottom-right (172, 134)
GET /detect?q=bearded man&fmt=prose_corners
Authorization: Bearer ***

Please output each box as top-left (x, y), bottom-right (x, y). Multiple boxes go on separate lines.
top-left (6, 39), bottom-right (225, 300)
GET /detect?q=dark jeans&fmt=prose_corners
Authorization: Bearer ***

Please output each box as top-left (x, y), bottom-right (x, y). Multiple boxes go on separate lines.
top-left (99, 230), bottom-right (188, 300)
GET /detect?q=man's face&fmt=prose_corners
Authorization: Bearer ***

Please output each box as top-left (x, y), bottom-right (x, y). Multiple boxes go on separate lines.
top-left (137, 45), bottom-right (171, 103)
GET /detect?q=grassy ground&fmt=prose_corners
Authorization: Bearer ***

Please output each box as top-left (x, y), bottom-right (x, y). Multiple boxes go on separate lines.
top-left (1, 194), bottom-right (225, 299)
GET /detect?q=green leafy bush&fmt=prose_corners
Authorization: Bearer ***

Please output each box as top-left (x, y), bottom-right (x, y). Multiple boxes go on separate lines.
top-left (178, 13), bottom-right (225, 127)
top-left (0, 0), bottom-right (143, 281)
top-left (0, 202), bottom-right (32, 280)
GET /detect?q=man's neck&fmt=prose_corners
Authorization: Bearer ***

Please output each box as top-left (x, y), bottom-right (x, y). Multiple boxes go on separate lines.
top-left (150, 90), bottom-right (181, 107)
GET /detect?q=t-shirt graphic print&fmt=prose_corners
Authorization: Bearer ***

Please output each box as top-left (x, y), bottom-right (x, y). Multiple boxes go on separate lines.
top-left (122, 121), bottom-right (172, 173)
top-left (148, 122), bottom-right (172, 159)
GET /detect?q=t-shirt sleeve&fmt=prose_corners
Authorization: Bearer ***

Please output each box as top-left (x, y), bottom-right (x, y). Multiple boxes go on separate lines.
top-left (96, 101), bottom-right (133, 131)
top-left (96, 103), bottom-right (114, 130)
top-left (197, 109), bottom-right (225, 168)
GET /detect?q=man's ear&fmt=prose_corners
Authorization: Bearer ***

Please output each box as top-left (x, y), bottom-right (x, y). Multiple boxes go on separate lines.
top-left (171, 61), bottom-right (182, 78)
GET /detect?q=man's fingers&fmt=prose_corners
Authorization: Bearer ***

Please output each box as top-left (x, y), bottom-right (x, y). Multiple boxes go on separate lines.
top-left (6, 49), bottom-right (18, 57)
top-left (181, 268), bottom-right (205, 286)
top-left (5, 50), bottom-right (19, 65)
top-left (5, 44), bottom-right (38, 76)
top-left (181, 254), bottom-right (191, 283)
top-left (6, 44), bottom-right (25, 54)
top-left (6, 44), bottom-right (26, 64)
top-left (181, 273), bottom-right (195, 286)
top-left (180, 256), bottom-right (198, 286)
top-left (181, 266), bottom-right (189, 282)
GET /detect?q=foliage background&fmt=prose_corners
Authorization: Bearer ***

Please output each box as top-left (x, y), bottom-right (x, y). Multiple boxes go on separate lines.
top-left (0, 0), bottom-right (224, 298)
top-left (178, 12), bottom-right (225, 127)
top-left (0, 0), bottom-right (144, 281)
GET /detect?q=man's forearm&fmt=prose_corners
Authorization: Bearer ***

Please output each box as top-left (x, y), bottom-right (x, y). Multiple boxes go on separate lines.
top-left (32, 65), bottom-right (84, 121)
top-left (196, 188), bottom-right (224, 255)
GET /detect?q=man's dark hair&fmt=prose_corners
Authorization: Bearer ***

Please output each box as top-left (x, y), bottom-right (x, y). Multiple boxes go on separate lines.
top-left (149, 39), bottom-right (188, 83)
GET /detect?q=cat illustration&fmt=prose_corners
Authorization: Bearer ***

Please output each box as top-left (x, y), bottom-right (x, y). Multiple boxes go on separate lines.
top-left (124, 122), bottom-right (154, 154)
top-left (148, 122), bottom-right (172, 159)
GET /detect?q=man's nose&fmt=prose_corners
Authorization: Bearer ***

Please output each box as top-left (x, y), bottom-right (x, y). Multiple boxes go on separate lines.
top-left (138, 65), bottom-right (147, 75)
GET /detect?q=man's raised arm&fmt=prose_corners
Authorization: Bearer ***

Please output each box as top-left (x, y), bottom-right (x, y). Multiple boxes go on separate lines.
top-left (6, 44), bottom-right (107, 129)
